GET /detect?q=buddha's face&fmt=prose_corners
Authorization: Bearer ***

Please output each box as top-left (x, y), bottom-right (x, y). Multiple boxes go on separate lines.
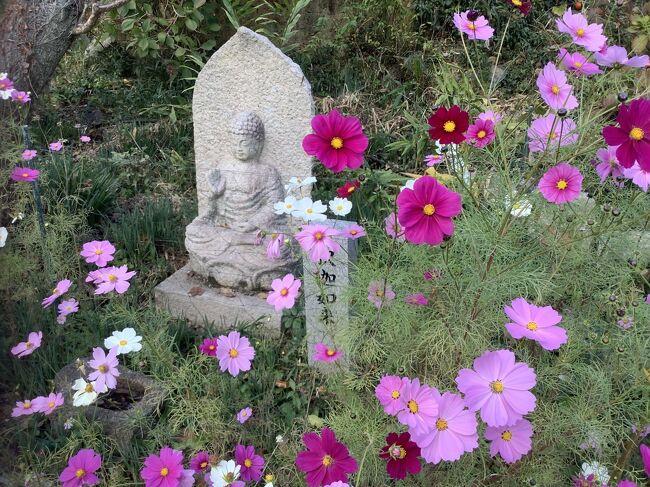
top-left (232, 133), bottom-right (262, 161)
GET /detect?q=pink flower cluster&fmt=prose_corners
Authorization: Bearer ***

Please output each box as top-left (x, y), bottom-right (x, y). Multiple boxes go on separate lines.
top-left (0, 73), bottom-right (30, 104)
top-left (11, 392), bottom-right (64, 417)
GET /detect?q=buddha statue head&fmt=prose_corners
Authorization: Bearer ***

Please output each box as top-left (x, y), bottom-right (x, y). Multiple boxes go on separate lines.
top-left (230, 111), bottom-right (264, 161)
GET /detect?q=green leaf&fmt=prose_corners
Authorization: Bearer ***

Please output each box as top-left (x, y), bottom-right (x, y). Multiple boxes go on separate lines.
top-left (138, 37), bottom-right (149, 50)
top-left (632, 35), bottom-right (648, 54)
top-left (194, 0), bottom-right (207, 8)
top-left (200, 39), bottom-right (216, 51)
top-left (169, 107), bottom-right (177, 124)
top-left (121, 18), bottom-right (136, 31)
top-left (307, 414), bottom-right (324, 428)
top-left (185, 18), bottom-right (198, 31)
top-left (157, 32), bottom-right (167, 43)
top-left (551, 5), bottom-right (566, 17)
top-left (175, 47), bottom-right (187, 58)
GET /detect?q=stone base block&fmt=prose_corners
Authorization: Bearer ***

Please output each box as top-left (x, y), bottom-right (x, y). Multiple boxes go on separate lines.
top-left (154, 265), bottom-right (281, 332)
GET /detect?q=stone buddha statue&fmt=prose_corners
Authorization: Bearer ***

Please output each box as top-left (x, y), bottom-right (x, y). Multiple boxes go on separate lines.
top-left (185, 111), bottom-right (295, 290)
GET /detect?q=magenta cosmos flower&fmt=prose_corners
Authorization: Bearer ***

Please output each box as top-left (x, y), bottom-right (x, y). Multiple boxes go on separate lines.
top-left (80, 240), bottom-right (116, 268)
top-left (595, 45), bottom-right (649, 68)
top-left (22, 149), bottom-right (37, 161)
top-left (466, 119), bottom-right (496, 148)
top-left (396, 175), bottom-right (462, 246)
top-left (11, 398), bottom-right (37, 417)
top-left (410, 390), bottom-right (478, 464)
top-left (341, 223), bottom-right (366, 239)
top-left (94, 265), bottom-right (136, 295)
top-left (367, 280), bottom-right (396, 309)
top-left (314, 343), bottom-right (343, 362)
top-left (375, 375), bottom-right (410, 416)
top-left (640, 444), bottom-right (650, 477)
top-left (527, 114), bottom-right (578, 153)
top-left (379, 432), bottom-right (421, 480)
top-left (11, 331), bottom-right (43, 358)
top-left (59, 449), bottom-right (102, 487)
top-left (199, 337), bottom-right (218, 356)
top-left (237, 407), bottom-right (252, 423)
top-left (295, 224), bottom-right (342, 262)
top-left (485, 418), bottom-right (533, 464)
top-left (302, 109), bottom-right (369, 173)
top-left (384, 212), bottom-right (405, 240)
top-left (624, 163), bottom-right (650, 192)
top-left (556, 9), bottom-right (607, 52)
top-left (140, 447), bottom-right (184, 487)
top-left (455, 349), bottom-right (536, 427)
top-left (216, 331), bottom-right (255, 376)
top-left (11, 90), bottom-right (30, 104)
top-left (558, 48), bottom-right (602, 76)
top-left (536, 62), bottom-right (578, 111)
top-left (602, 98), bottom-right (650, 171)
top-left (88, 347), bottom-right (120, 390)
top-left (405, 293), bottom-right (428, 306)
top-left (538, 163), bottom-right (583, 204)
top-left (190, 451), bottom-right (211, 472)
top-left (396, 378), bottom-right (440, 435)
top-left (49, 141), bottom-right (64, 152)
top-left (504, 298), bottom-right (568, 350)
top-left (33, 392), bottom-right (64, 415)
top-left (295, 427), bottom-right (358, 487)
top-left (10, 167), bottom-right (39, 182)
top-left (42, 278), bottom-right (72, 307)
top-left (234, 444), bottom-right (265, 482)
top-left (267, 273), bottom-right (301, 311)
top-left (453, 11), bottom-right (494, 41)
top-left (595, 146), bottom-right (625, 184)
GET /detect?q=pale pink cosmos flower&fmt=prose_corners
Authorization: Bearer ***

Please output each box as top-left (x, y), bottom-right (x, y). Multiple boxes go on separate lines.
top-left (313, 343), bottom-right (343, 362)
top-left (617, 317), bottom-right (634, 330)
top-left (478, 111), bottom-right (502, 124)
top-left (396, 378), bottom-right (440, 435)
top-left (425, 154), bottom-right (444, 166)
top-left (453, 11), bottom-right (494, 41)
top-left (58, 298), bottom-right (79, 317)
top-left (49, 141), bottom-right (63, 152)
top-left (384, 212), bottom-right (405, 240)
top-left (594, 146), bottom-right (625, 185)
top-left (294, 224), bottom-right (341, 262)
top-left (11, 331), bottom-right (43, 358)
top-left (266, 233), bottom-right (284, 260)
top-left (86, 269), bottom-right (104, 284)
top-left (594, 45), bottom-right (649, 68)
top-left (88, 347), bottom-right (120, 390)
top-left (94, 265), bottom-right (136, 295)
top-left (405, 293), bottom-right (428, 306)
top-left (536, 62), bottom-right (579, 111)
top-left (266, 273), bottom-right (301, 311)
top-left (368, 280), bottom-right (396, 309)
top-left (485, 418), bottom-right (533, 464)
top-left (375, 375), bottom-right (410, 416)
top-left (538, 163), bottom-right (583, 205)
top-left (80, 135), bottom-right (91, 143)
top-left (21, 149), bottom-right (37, 161)
top-left (216, 331), bottom-right (255, 376)
top-left (341, 223), bottom-right (366, 239)
top-left (32, 392), bottom-right (64, 415)
top-left (80, 240), bottom-right (116, 268)
top-left (557, 48), bottom-right (602, 76)
top-left (504, 298), bottom-right (568, 350)
top-left (466, 119), bottom-right (496, 148)
top-left (556, 9), bottom-right (607, 52)
top-left (11, 399), bottom-right (36, 417)
top-left (527, 114), bottom-right (579, 153)
top-left (11, 90), bottom-right (30, 104)
top-left (237, 407), bottom-right (252, 423)
top-left (623, 163), bottom-right (650, 192)
top-left (42, 278), bottom-right (72, 308)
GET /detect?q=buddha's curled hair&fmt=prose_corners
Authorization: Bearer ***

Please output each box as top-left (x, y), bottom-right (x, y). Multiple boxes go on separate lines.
top-left (230, 111), bottom-right (265, 141)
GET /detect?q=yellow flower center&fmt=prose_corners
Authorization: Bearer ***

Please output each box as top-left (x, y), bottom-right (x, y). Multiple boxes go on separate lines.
top-left (280, 288), bottom-right (289, 296)
top-left (527, 321), bottom-right (538, 331)
top-left (108, 274), bottom-right (118, 283)
top-left (314, 232), bottom-right (323, 241)
top-left (75, 469), bottom-right (85, 478)
top-left (350, 230), bottom-right (358, 235)
top-left (436, 418), bottom-right (448, 431)
top-left (490, 380), bottom-right (504, 393)
top-left (574, 61), bottom-right (583, 68)
top-left (630, 127), bottom-right (644, 141)
top-left (119, 339), bottom-right (128, 346)
top-left (48, 401), bottom-right (55, 408)
top-left (160, 467), bottom-right (169, 477)
top-left (375, 289), bottom-right (384, 297)
top-left (326, 348), bottom-right (336, 356)
top-left (229, 348), bottom-right (239, 358)
top-left (85, 383), bottom-right (94, 393)
top-left (200, 461), bottom-right (208, 468)
top-left (347, 186), bottom-right (356, 194)
top-left (224, 473), bottom-right (234, 482)
top-left (501, 431), bottom-right (513, 441)
top-left (265, 474), bottom-right (274, 482)
top-left (330, 137), bottom-right (344, 149)
top-left (94, 249), bottom-right (102, 255)
top-left (98, 364), bottom-right (108, 373)
top-left (391, 390), bottom-right (400, 399)
top-left (397, 447), bottom-right (407, 459)
top-left (53, 287), bottom-right (59, 294)
top-left (23, 401), bottom-right (32, 409)
top-left (208, 345), bottom-right (215, 350)
top-left (244, 459), bottom-right (252, 468)
top-left (22, 172), bottom-right (29, 178)
top-left (512, 0), bottom-right (522, 6)
top-left (556, 179), bottom-right (568, 190)
top-left (423, 204), bottom-right (436, 216)
top-left (286, 203), bottom-right (293, 209)
top-left (551, 85), bottom-right (560, 95)
top-left (477, 130), bottom-right (487, 139)
top-left (467, 22), bottom-right (476, 30)
top-left (322, 454), bottom-right (333, 466)
top-left (576, 28), bottom-right (585, 37)
top-left (336, 205), bottom-right (344, 211)
top-left (443, 120), bottom-right (456, 132)
top-left (549, 132), bottom-right (558, 140)
top-left (407, 399), bottom-right (419, 413)
top-left (25, 342), bottom-right (33, 348)
top-left (306, 208), bottom-right (313, 214)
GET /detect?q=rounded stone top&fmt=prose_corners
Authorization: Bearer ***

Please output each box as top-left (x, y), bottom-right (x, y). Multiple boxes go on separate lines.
top-left (230, 111), bottom-right (264, 141)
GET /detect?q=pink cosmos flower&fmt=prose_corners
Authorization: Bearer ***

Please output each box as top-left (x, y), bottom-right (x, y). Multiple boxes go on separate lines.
top-left (484, 418), bottom-right (533, 464)
top-left (0, 75), bottom-right (14, 91)
top-left (237, 407), bottom-right (252, 423)
top-left (456, 349), bottom-right (536, 427)
top-left (453, 11), bottom-right (494, 41)
top-left (341, 223), bottom-right (366, 239)
top-left (266, 233), bottom-right (284, 260)
top-left (623, 163), bottom-right (650, 192)
top-left (49, 141), bottom-right (63, 152)
top-left (617, 481), bottom-right (637, 487)
top-left (88, 347), bottom-right (120, 390)
top-left (594, 146), bottom-right (625, 185)
top-left (640, 444), bottom-right (650, 477)
top-left (80, 240), bottom-right (116, 268)
top-left (478, 111), bottom-right (502, 124)
top-left (295, 427), bottom-right (358, 487)
top-left (617, 317), bottom-right (634, 330)
top-left (190, 451), bottom-right (211, 472)
top-left (94, 265), bottom-right (136, 295)
top-left (504, 298), bottom-right (568, 350)
top-left (295, 224), bottom-right (342, 262)
top-left (11, 399), bottom-right (36, 417)
top-left (379, 432), bottom-right (421, 480)
top-left (527, 114), bottom-right (579, 153)
top-left (396, 378), bottom-right (440, 435)
top-left (410, 391), bottom-right (478, 464)
top-left (32, 392), bottom-right (64, 415)
top-left (58, 298), bottom-right (79, 318)
top-left (595, 45), bottom-right (649, 68)
top-left (405, 293), bottom-right (428, 306)
top-left (267, 273), bottom-right (301, 311)
top-left (22, 149), bottom-right (37, 161)
top-left (216, 331), bottom-right (255, 376)
top-left (466, 119), bottom-right (496, 148)
top-left (42, 278), bottom-right (72, 307)
top-left (86, 269), bottom-right (104, 284)
top-left (59, 448), bottom-right (102, 487)
top-left (11, 331), bottom-right (43, 358)
top-left (423, 269), bottom-right (442, 281)
top-left (140, 447), bottom-right (184, 487)
top-left (602, 98), bottom-right (650, 171)
top-left (302, 109), bottom-right (369, 173)
top-left (367, 280), bottom-right (396, 309)
top-left (234, 444), bottom-right (265, 482)
top-left (324, 483), bottom-right (349, 487)
top-left (313, 343), bottom-right (343, 362)
top-left (558, 48), bottom-right (602, 76)
top-left (556, 9), bottom-right (607, 52)
top-left (179, 469), bottom-right (195, 487)
top-left (396, 175), bottom-right (462, 245)
top-left (80, 135), bottom-right (91, 143)
top-left (536, 62), bottom-right (579, 111)
top-left (10, 167), bottom-right (40, 182)
top-left (375, 375), bottom-right (410, 416)
top-left (425, 154), bottom-right (444, 166)
top-left (199, 337), bottom-right (218, 356)
top-left (538, 163), bottom-right (583, 205)
top-left (11, 90), bottom-right (30, 104)
top-left (384, 212), bottom-right (405, 240)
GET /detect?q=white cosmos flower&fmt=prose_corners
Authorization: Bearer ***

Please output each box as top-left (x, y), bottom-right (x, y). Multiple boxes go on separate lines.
top-left (264, 473), bottom-right (274, 487)
top-left (72, 378), bottom-right (105, 406)
top-left (291, 197), bottom-right (327, 222)
top-left (210, 460), bottom-right (241, 487)
top-left (104, 327), bottom-right (142, 355)
top-left (0, 227), bottom-right (7, 247)
top-left (273, 195), bottom-right (297, 215)
top-left (580, 462), bottom-right (610, 484)
top-left (328, 197), bottom-right (353, 216)
top-left (285, 176), bottom-right (317, 192)
top-left (510, 199), bottom-right (532, 217)
top-left (400, 179), bottom-right (416, 192)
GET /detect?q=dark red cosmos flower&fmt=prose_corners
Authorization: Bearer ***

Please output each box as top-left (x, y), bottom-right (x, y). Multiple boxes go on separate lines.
top-left (379, 432), bottom-right (421, 480)
top-left (427, 106), bottom-right (469, 144)
top-left (602, 98), bottom-right (650, 171)
top-left (505, 0), bottom-right (532, 15)
top-left (295, 427), bottom-right (358, 487)
top-left (336, 180), bottom-right (361, 198)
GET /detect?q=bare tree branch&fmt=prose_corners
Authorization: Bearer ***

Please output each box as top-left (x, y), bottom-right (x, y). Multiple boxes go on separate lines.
top-left (72, 0), bottom-right (130, 35)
